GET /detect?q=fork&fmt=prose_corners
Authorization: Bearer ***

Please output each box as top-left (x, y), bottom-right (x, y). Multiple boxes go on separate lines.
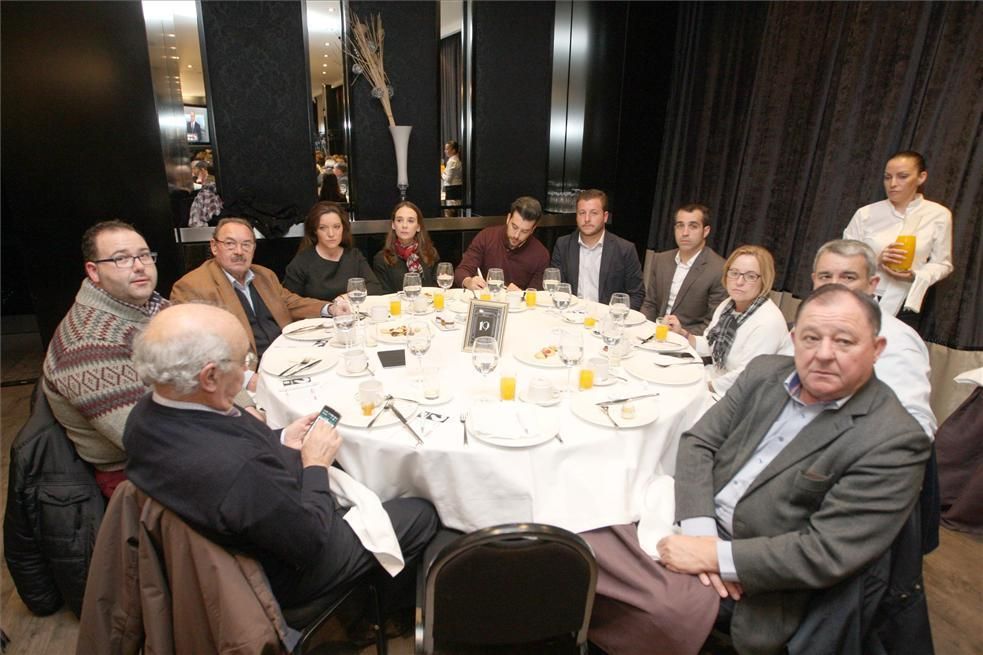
top-left (278, 357), bottom-right (311, 377)
top-left (598, 404), bottom-right (620, 429)
top-left (459, 410), bottom-right (468, 446)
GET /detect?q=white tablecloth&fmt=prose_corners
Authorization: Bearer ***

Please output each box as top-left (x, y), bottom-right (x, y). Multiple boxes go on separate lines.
top-left (255, 292), bottom-right (711, 533)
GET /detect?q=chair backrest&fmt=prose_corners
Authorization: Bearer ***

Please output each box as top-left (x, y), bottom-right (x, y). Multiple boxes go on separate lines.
top-left (421, 523), bottom-right (597, 653)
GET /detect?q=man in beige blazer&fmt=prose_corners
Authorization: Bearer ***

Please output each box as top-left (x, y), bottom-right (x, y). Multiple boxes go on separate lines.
top-left (640, 203), bottom-right (727, 335)
top-left (170, 218), bottom-right (329, 357)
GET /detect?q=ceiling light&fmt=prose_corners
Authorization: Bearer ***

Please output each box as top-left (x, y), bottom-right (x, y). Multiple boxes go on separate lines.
top-left (325, 42), bottom-right (330, 46)
top-left (328, 6), bottom-right (334, 11)
top-left (322, 63), bottom-right (328, 67)
top-left (169, 46), bottom-right (177, 50)
top-left (187, 64), bottom-right (193, 68)
top-left (166, 33), bottom-right (176, 38)
top-left (324, 54), bottom-right (329, 57)
top-left (169, 55), bottom-right (180, 60)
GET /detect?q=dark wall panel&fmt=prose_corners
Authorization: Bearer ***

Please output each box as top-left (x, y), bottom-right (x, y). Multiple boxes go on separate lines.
top-left (349, 1), bottom-right (441, 219)
top-left (613, 2), bottom-right (678, 256)
top-left (1, 1), bottom-right (178, 344)
top-left (472, 1), bottom-right (555, 215)
top-left (200, 1), bottom-right (316, 216)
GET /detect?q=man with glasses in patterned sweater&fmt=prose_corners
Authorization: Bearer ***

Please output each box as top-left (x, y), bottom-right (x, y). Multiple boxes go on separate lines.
top-left (42, 220), bottom-right (169, 498)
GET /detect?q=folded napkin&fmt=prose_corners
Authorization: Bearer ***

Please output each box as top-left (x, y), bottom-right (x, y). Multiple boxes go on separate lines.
top-left (955, 367), bottom-right (983, 387)
top-left (636, 475), bottom-right (676, 561)
top-left (328, 468), bottom-right (405, 576)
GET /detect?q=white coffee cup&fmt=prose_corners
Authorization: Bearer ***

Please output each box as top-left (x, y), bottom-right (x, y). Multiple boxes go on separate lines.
top-left (527, 377), bottom-right (554, 404)
top-left (422, 367), bottom-right (440, 400)
top-left (587, 356), bottom-right (608, 382)
top-left (413, 296), bottom-right (428, 314)
top-left (507, 290), bottom-right (523, 309)
top-left (369, 305), bottom-right (388, 323)
top-left (344, 348), bottom-right (368, 373)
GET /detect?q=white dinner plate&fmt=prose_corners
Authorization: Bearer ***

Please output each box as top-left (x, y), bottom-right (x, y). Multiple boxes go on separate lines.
top-left (514, 347), bottom-right (566, 368)
top-left (599, 344), bottom-right (636, 360)
top-left (506, 302), bottom-right (527, 313)
top-left (376, 321), bottom-right (429, 344)
top-left (260, 349), bottom-right (338, 377)
top-left (623, 356), bottom-right (705, 385)
top-left (571, 394), bottom-right (659, 429)
top-left (394, 388), bottom-right (454, 406)
top-left (282, 318), bottom-right (335, 341)
top-left (636, 338), bottom-right (687, 353)
top-left (446, 298), bottom-right (470, 314)
top-left (338, 396), bottom-right (419, 429)
top-left (467, 403), bottom-right (557, 447)
top-left (622, 309), bottom-right (647, 326)
top-left (518, 387), bottom-right (562, 406)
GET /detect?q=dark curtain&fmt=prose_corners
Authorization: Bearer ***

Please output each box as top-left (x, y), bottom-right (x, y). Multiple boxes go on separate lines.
top-left (440, 33), bottom-right (461, 151)
top-left (648, 2), bottom-right (982, 349)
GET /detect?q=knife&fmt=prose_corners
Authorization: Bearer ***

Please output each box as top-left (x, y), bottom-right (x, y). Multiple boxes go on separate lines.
top-left (286, 359), bottom-right (321, 377)
top-left (286, 323), bottom-right (332, 335)
top-left (653, 351), bottom-right (697, 359)
top-left (596, 393), bottom-right (660, 407)
top-left (638, 332), bottom-right (658, 345)
top-left (365, 398), bottom-right (391, 428)
top-left (390, 402), bottom-right (424, 445)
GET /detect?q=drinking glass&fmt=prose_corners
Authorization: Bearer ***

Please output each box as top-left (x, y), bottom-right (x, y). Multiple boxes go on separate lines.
top-left (407, 320), bottom-right (431, 381)
top-left (347, 277), bottom-right (367, 328)
top-left (486, 268), bottom-right (505, 299)
top-left (542, 267), bottom-right (561, 298)
top-left (471, 336), bottom-right (500, 400)
top-left (403, 272), bottom-right (422, 313)
top-left (552, 282), bottom-right (572, 314)
top-left (609, 292), bottom-right (630, 325)
top-left (334, 313), bottom-right (356, 349)
top-left (435, 262), bottom-right (454, 290)
top-left (559, 329), bottom-right (584, 393)
top-left (601, 314), bottom-right (624, 366)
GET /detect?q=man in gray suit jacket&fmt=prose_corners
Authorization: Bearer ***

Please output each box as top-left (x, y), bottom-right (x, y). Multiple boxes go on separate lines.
top-left (656, 285), bottom-right (930, 654)
top-left (640, 203), bottom-right (727, 334)
top-left (550, 189), bottom-right (644, 308)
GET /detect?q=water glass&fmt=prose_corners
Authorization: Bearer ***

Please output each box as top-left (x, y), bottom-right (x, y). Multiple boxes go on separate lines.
top-left (403, 272), bottom-right (422, 312)
top-left (436, 262), bottom-right (454, 290)
top-left (407, 320), bottom-right (431, 378)
top-left (609, 292), bottom-right (630, 325)
top-left (552, 282), bottom-right (573, 313)
top-left (543, 267), bottom-right (561, 297)
top-left (487, 268), bottom-right (505, 298)
top-left (471, 336), bottom-right (500, 399)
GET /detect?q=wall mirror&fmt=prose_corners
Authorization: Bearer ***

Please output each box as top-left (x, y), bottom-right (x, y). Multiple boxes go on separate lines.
top-left (306, 0), bottom-right (350, 205)
top-left (142, 0), bottom-right (219, 232)
top-left (439, 0), bottom-right (470, 216)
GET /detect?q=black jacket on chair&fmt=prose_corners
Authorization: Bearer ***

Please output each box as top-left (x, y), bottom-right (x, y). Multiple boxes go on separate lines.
top-left (3, 379), bottom-right (105, 617)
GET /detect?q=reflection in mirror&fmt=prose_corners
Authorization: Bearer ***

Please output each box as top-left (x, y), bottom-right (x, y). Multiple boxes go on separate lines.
top-left (440, 1), bottom-right (465, 216)
top-left (547, 1), bottom-right (588, 213)
top-left (306, 1), bottom-right (350, 204)
top-left (142, 0), bottom-right (219, 232)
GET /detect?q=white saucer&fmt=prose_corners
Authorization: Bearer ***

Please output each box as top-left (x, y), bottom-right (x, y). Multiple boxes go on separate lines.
top-left (591, 375), bottom-right (618, 387)
top-left (395, 388), bottom-right (454, 405)
top-left (518, 387), bottom-right (562, 406)
top-left (336, 364), bottom-right (374, 377)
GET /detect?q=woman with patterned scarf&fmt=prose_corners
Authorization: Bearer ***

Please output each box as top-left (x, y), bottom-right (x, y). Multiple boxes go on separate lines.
top-left (666, 245), bottom-right (792, 395)
top-left (372, 201), bottom-right (441, 294)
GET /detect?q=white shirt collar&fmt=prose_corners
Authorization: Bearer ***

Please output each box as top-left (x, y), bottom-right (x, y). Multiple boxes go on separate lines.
top-left (675, 247), bottom-right (703, 266)
top-left (578, 231), bottom-right (605, 251)
top-left (152, 391), bottom-right (241, 417)
top-left (222, 267), bottom-right (255, 293)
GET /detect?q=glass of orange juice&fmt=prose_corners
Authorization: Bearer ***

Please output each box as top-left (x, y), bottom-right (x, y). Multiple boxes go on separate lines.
top-left (479, 290), bottom-right (492, 301)
top-left (389, 295), bottom-right (402, 317)
top-left (525, 288), bottom-right (537, 308)
top-left (499, 373), bottom-right (517, 401)
top-left (578, 368), bottom-right (594, 390)
top-left (432, 291), bottom-right (445, 310)
top-left (889, 235), bottom-right (917, 272)
top-left (583, 315), bottom-right (597, 329)
top-left (655, 317), bottom-right (670, 342)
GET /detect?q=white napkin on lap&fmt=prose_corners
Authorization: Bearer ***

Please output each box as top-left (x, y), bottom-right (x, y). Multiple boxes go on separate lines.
top-left (328, 468), bottom-right (405, 576)
top-left (636, 475), bottom-right (676, 561)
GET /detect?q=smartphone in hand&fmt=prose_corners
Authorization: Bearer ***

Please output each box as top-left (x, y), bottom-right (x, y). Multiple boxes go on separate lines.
top-left (305, 404), bottom-right (341, 437)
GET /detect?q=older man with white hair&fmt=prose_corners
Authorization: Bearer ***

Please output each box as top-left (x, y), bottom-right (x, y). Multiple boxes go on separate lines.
top-left (123, 303), bottom-right (438, 611)
top-left (812, 238), bottom-right (936, 437)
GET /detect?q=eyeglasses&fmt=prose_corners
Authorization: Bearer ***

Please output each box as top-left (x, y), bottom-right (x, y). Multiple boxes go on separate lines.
top-left (91, 252), bottom-right (158, 268)
top-left (220, 352), bottom-right (257, 370)
top-left (215, 239), bottom-right (256, 252)
top-left (726, 269), bottom-right (762, 282)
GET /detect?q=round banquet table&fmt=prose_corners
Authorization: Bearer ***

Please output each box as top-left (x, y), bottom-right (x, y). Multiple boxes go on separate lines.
top-left (255, 290), bottom-right (712, 533)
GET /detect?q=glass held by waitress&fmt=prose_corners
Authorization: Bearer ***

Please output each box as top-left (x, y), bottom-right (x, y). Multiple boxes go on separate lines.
top-left (843, 150), bottom-right (953, 324)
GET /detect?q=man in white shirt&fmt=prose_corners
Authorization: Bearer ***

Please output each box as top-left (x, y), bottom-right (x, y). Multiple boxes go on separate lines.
top-left (640, 203), bottom-right (727, 334)
top-left (811, 239), bottom-right (937, 437)
top-left (549, 189), bottom-right (644, 308)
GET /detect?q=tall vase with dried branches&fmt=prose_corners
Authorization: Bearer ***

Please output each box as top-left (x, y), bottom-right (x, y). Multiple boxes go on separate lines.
top-left (347, 12), bottom-right (412, 199)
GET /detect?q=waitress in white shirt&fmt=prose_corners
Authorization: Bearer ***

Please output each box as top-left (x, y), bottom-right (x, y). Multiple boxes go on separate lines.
top-left (843, 151), bottom-right (953, 323)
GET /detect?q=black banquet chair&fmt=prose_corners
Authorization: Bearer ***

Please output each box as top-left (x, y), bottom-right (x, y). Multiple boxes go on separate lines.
top-left (415, 523), bottom-right (597, 655)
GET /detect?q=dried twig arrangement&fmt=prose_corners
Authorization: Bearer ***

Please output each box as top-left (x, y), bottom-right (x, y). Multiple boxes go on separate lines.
top-left (347, 12), bottom-right (396, 127)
